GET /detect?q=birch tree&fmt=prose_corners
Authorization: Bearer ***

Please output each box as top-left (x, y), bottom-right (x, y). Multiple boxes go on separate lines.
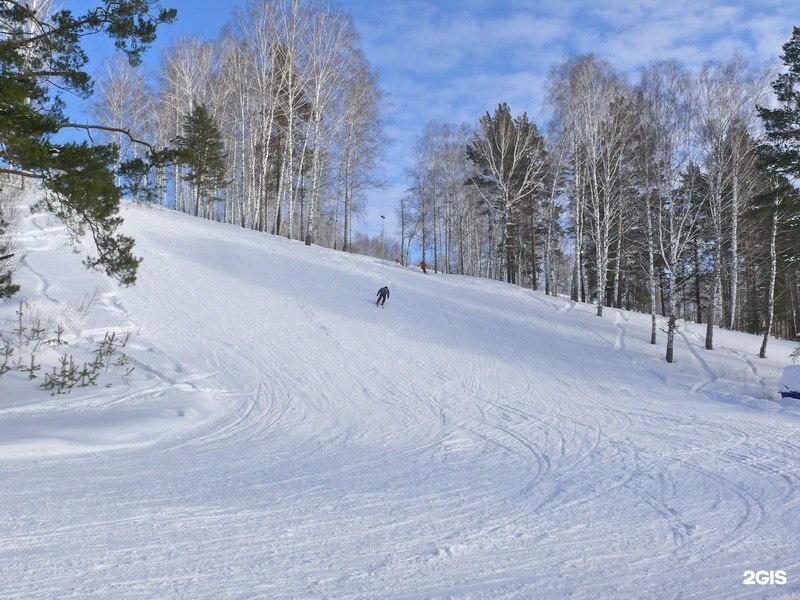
top-left (94, 55), bottom-right (154, 181)
top-left (548, 57), bottom-right (634, 316)
top-left (336, 54), bottom-right (385, 252)
top-left (695, 54), bottom-right (768, 349)
top-left (302, 5), bottom-right (358, 246)
top-left (540, 135), bottom-right (567, 296)
top-left (637, 60), bottom-right (704, 361)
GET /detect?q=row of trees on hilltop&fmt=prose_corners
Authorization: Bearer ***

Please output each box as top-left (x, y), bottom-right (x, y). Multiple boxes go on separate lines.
top-left (93, 0), bottom-right (386, 251)
top-left (402, 39), bottom-right (800, 362)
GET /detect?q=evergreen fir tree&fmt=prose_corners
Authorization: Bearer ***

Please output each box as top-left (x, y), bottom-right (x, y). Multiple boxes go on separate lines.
top-left (757, 28), bottom-right (800, 356)
top-left (0, 2), bottom-right (177, 287)
top-left (758, 27), bottom-right (800, 179)
top-left (175, 105), bottom-right (229, 219)
top-left (757, 27), bottom-right (800, 265)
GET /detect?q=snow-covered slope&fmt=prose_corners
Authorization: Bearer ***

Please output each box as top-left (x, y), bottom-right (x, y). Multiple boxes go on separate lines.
top-left (1, 195), bottom-right (799, 599)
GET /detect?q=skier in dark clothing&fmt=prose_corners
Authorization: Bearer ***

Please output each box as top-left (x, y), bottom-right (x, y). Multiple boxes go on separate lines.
top-left (376, 286), bottom-right (390, 307)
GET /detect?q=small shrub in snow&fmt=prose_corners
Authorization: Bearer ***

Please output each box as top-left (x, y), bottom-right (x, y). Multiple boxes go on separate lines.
top-left (51, 324), bottom-right (67, 347)
top-left (42, 354), bottom-right (100, 394)
top-left (0, 344), bottom-right (12, 376)
top-left (20, 354), bottom-right (41, 380)
top-left (0, 301), bottom-right (136, 394)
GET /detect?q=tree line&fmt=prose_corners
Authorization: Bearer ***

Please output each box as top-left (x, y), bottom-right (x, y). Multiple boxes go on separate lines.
top-left (93, 0), bottom-right (385, 251)
top-left (401, 38), bottom-right (800, 362)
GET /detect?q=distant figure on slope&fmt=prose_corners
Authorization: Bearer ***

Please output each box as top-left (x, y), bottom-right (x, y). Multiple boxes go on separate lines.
top-left (376, 286), bottom-right (390, 307)
top-left (418, 260), bottom-right (427, 274)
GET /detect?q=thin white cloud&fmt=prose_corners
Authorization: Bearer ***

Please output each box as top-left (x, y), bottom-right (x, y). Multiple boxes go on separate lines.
top-left (343, 0), bottom-right (798, 237)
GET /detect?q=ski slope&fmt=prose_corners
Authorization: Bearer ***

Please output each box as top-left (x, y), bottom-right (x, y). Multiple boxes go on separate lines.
top-left (1, 194), bottom-right (799, 599)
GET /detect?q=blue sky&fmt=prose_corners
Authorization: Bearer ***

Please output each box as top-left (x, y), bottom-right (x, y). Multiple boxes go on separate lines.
top-left (72, 0), bottom-right (798, 238)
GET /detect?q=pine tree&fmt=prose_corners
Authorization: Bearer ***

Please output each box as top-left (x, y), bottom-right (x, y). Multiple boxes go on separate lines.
top-left (466, 103), bottom-right (549, 285)
top-left (758, 27), bottom-right (800, 179)
top-left (757, 27), bottom-right (800, 357)
top-left (757, 26), bottom-right (800, 263)
top-left (0, 211), bottom-right (19, 299)
top-left (0, 1), bottom-right (177, 287)
top-left (175, 104), bottom-right (229, 220)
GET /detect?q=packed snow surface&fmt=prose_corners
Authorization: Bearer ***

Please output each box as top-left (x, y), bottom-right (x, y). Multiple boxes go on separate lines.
top-left (1, 194), bottom-right (800, 599)
top-left (780, 365), bottom-right (800, 395)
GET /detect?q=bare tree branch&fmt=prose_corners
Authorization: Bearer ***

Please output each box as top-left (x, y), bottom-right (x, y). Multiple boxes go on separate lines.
top-left (58, 123), bottom-right (154, 151)
top-left (0, 167), bottom-right (45, 179)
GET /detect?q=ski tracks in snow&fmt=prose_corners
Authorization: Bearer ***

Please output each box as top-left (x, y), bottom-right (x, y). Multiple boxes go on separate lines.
top-left (613, 310), bottom-right (628, 351)
top-left (500, 294), bottom-right (799, 594)
top-left (678, 327), bottom-right (718, 394)
top-left (5, 206), bottom-right (800, 599)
